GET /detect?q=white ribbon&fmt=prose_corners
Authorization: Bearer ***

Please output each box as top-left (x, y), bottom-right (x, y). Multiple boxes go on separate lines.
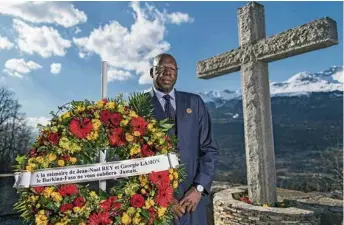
top-left (13, 153), bottom-right (179, 189)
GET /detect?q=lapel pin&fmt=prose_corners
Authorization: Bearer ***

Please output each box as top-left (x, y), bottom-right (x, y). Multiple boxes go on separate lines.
top-left (186, 108), bottom-right (192, 114)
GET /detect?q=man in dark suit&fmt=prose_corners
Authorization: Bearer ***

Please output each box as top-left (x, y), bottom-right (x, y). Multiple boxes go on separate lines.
top-left (148, 53), bottom-right (219, 225)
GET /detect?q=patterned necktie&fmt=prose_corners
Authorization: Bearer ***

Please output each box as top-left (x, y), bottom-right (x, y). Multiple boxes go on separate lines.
top-left (163, 95), bottom-right (175, 122)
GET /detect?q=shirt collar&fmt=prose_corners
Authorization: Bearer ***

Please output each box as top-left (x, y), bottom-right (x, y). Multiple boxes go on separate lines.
top-left (153, 86), bottom-right (176, 100)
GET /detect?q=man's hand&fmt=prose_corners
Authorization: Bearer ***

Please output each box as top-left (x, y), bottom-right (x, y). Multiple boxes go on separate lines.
top-left (171, 198), bottom-right (185, 219)
top-left (179, 187), bottom-right (202, 213)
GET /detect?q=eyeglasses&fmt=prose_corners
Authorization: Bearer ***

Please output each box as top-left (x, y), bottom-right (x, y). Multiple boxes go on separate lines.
top-left (153, 65), bottom-right (179, 72)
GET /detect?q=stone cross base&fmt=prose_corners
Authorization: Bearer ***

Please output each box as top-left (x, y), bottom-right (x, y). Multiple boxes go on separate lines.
top-left (211, 186), bottom-right (343, 225)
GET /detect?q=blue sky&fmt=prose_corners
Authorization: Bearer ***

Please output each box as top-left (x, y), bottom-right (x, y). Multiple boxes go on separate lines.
top-left (0, 1), bottom-right (342, 124)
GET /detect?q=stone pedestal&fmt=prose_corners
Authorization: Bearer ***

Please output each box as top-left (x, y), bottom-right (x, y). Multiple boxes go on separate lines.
top-left (213, 186), bottom-right (320, 225)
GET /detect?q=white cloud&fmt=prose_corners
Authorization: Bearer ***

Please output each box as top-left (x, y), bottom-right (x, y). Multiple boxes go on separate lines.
top-left (73, 2), bottom-right (193, 85)
top-left (75, 26), bottom-right (82, 34)
top-left (0, 2), bottom-right (87, 28)
top-left (50, 63), bottom-right (62, 74)
top-left (3, 58), bottom-right (42, 78)
top-left (108, 69), bottom-right (132, 81)
top-left (0, 35), bottom-right (14, 50)
top-left (13, 19), bottom-right (72, 58)
top-left (167, 12), bottom-right (194, 24)
top-left (332, 70), bottom-right (343, 83)
top-left (26, 116), bottom-right (51, 133)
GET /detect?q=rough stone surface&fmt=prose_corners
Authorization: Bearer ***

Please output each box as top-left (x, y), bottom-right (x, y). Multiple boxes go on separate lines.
top-left (241, 61), bottom-right (277, 204)
top-left (197, 18), bottom-right (338, 79)
top-left (213, 187), bottom-right (320, 225)
top-left (209, 186), bottom-right (343, 225)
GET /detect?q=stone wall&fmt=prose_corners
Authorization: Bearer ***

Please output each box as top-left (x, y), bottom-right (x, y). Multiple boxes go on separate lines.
top-left (208, 183), bottom-right (343, 225)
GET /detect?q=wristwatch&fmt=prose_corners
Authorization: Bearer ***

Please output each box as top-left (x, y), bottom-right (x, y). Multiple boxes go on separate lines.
top-left (193, 183), bottom-right (204, 193)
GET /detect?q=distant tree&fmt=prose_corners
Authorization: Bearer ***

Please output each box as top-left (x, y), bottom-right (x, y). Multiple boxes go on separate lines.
top-left (317, 147), bottom-right (343, 192)
top-left (0, 87), bottom-right (32, 173)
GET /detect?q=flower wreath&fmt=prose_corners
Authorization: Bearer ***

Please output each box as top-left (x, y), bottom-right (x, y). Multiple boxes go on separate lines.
top-left (13, 93), bottom-right (185, 225)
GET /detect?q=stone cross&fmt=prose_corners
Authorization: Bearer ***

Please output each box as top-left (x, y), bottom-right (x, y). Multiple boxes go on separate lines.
top-left (197, 2), bottom-right (338, 204)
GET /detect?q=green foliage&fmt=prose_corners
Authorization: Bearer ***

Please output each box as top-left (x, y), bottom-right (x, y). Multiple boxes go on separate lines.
top-left (128, 92), bottom-right (153, 117)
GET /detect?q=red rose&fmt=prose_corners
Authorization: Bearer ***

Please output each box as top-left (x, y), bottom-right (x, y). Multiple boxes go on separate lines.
top-left (33, 186), bottom-right (45, 193)
top-left (88, 212), bottom-right (113, 225)
top-left (69, 118), bottom-right (93, 139)
top-left (131, 117), bottom-right (147, 135)
top-left (141, 144), bottom-right (154, 157)
top-left (48, 132), bottom-right (61, 145)
top-left (109, 113), bottom-right (122, 127)
top-left (155, 185), bottom-right (174, 207)
top-left (58, 184), bottom-right (78, 197)
top-left (109, 127), bottom-right (126, 146)
top-left (60, 203), bottom-right (73, 213)
top-left (73, 196), bottom-right (86, 207)
top-left (130, 194), bottom-right (145, 208)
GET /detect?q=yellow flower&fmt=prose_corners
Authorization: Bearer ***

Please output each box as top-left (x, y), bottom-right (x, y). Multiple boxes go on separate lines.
top-left (169, 174), bottom-right (174, 180)
top-left (25, 165), bottom-right (33, 172)
top-left (59, 137), bottom-right (71, 149)
top-left (147, 141), bottom-right (153, 145)
top-left (121, 212), bottom-right (132, 225)
top-left (51, 192), bottom-right (62, 202)
top-left (118, 194), bottom-right (123, 199)
top-left (29, 195), bottom-right (39, 203)
top-left (73, 207), bottom-right (81, 213)
top-left (126, 133), bottom-right (134, 142)
top-left (140, 189), bottom-right (146, 195)
top-left (57, 160), bottom-right (65, 167)
top-left (263, 204), bottom-right (269, 207)
top-left (60, 112), bottom-right (71, 120)
top-left (173, 180), bottom-right (178, 189)
top-left (76, 105), bottom-right (85, 113)
top-left (36, 203), bottom-right (41, 209)
top-left (96, 100), bottom-right (104, 108)
top-left (42, 187), bottom-right (55, 198)
top-left (120, 119), bottom-right (129, 127)
top-left (173, 172), bottom-right (179, 179)
top-left (139, 175), bottom-right (148, 186)
top-left (35, 213), bottom-right (48, 225)
top-left (133, 131), bottom-right (141, 137)
top-left (70, 142), bottom-right (82, 153)
top-left (89, 191), bottom-right (98, 200)
top-left (105, 102), bottom-right (116, 109)
top-left (130, 145), bottom-right (141, 156)
top-left (147, 123), bottom-right (153, 130)
top-left (126, 207), bottom-right (136, 216)
top-left (161, 149), bottom-right (168, 154)
top-left (158, 207), bottom-right (167, 218)
top-left (169, 169), bottom-right (174, 174)
top-left (159, 139), bottom-right (165, 145)
top-left (117, 105), bottom-right (125, 113)
top-left (48, 153), bottom-right (57, 162)
top-left (70, 157), bottom-right (77, 164)
top-left (144, 198), bottom-right (155, 209)
top-left (133, 216), bottom-right (141, 224)
top-left (129, 110), bottom-right (138, 118)
top-left (87, 131), bottom-right (99, 141)
top-left (51, 126), bottom-right (58, 133)
top-left (92, 119), bottom-right (102, 130)
top-left (79, 223), bottom-right (86, 225)
top-left (94, 111), bottom-right (100, 119)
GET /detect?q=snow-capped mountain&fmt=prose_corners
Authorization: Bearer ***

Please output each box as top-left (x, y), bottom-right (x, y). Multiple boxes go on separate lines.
top-left (199, 66), bottom-right (343, 102)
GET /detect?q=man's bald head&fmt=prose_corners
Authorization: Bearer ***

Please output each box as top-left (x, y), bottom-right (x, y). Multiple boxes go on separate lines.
top-left (152, 53), bottom-right (177, 67)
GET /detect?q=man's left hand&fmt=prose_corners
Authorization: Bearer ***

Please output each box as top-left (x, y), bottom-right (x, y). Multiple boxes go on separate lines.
top-left (179, 187), bottom-right (202, 213)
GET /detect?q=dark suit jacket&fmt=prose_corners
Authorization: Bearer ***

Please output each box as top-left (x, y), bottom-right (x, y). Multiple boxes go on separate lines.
top-left (149, 89), bottom-right (219, 225)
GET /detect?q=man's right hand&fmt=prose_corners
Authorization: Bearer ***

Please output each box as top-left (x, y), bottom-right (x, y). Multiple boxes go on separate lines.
top-left (171, 199), bottom-right (185, 219)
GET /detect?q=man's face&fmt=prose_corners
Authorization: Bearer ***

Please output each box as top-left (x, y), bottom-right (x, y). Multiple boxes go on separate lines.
top-left (152, 56), bottom-right (178, 93)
